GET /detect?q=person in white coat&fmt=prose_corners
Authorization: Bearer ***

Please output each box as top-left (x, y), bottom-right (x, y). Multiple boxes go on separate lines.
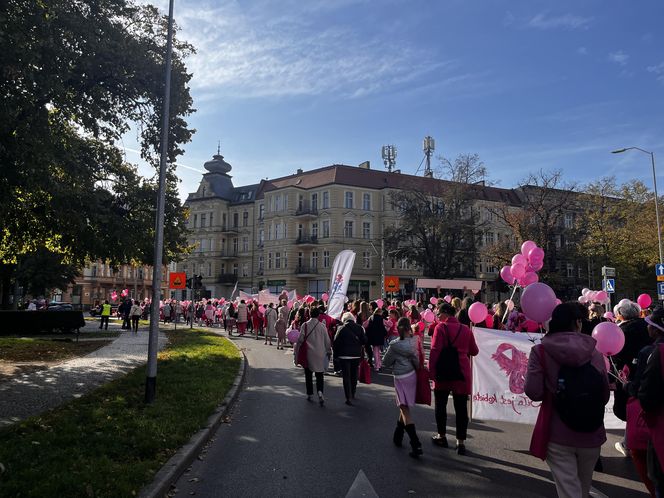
top-left (294, 307), bottom-right (332, 406)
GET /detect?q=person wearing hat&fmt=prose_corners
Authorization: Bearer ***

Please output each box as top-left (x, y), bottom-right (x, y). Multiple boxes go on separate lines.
top-left (333, 312), bottom-right (367, 405)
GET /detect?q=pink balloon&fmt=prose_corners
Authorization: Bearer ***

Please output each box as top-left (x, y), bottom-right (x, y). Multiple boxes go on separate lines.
top-left (287, 300), bottom-right (294, 309)
top-left (512, 254), bottom-right (528, 267)
top-left (321, 292), bottom-right (329, 302)
top-left (527, 246), bottom-right (545, 263)
top-left (422, 309), bottom-right (435, 322)
top-left (429, 296), bottom-right (438, 305)
top-left (500, 265), bottom-right (515, 285)
top-left (523, 319), bottom-right (539, 332)
top-left (444, 295), bottom-right (452, 303)
top-left (520, 282), bottom-right (557, 323)
top-left (376, 299), bottom-right (384, 308)
top-left (581, 288), bottom-right (591, 296)
top-left (592, 321), bottom-right (625, 356)
top-left (595, 290), bottom-right (608, 303)
top-left (578, 295), bottom-right (588, 304)
top-left (511, 263), bottom-right (526, 279)
top-left (529, 259), bottom-right (544, 271)
top-left (521, 271), bottom-right (539, 287)
top-left (418, 321), bottom-right (425, 333)
top-left (485, 314), bottom-right (494, 328)
top-left (505, 299), bottom-right (515, 311)
top-left (468, 302), bottom-right (488, 324)
top-left (521, 240), bottom-right (537, 257)
top-left (603, 311), bottom-right (615, 321)
top-left (554, 298), bottom-right (562, 305)
top-left (258, 305), bottom-right (265, 313)
top-left (637, 293), bottom-right (652, 309)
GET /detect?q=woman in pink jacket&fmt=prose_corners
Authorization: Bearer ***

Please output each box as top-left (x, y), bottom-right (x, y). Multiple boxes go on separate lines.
top-left (525, 301), bottom-right (609, 498)
top-left (429, 302), bottom-right (478, 455)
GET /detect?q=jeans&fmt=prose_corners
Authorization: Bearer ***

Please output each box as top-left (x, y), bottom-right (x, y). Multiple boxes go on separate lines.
top-left (99, 316), bottom-right (109, 329)
top-left (131, 316), bottom-right (139, 333)
top-left (434, 390), bottom-right (469, 441)
top-left (339, 358), bottom-right (360, 400)
top-left (304, 368), bottom-right (324, 396)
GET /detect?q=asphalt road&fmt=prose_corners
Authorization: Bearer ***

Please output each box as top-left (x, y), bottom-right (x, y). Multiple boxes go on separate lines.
top-left (172, 333), bottom-right (648, 498)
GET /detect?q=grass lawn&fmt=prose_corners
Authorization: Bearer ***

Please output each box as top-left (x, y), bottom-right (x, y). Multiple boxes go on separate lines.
top-left (0, 329), bottom-right (241, 497)
top-left (0, 337), bottom-right (112, 362)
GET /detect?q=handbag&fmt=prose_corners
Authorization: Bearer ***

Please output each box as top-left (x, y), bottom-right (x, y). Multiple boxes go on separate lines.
top-left (295, 324), bottom-right (310, 368)
top-left (529, 345), bottom-right (552, 460)
top-left (415, 367), bottom-right (432, 405)
top-left (358, 352), bottom-right (372, 384)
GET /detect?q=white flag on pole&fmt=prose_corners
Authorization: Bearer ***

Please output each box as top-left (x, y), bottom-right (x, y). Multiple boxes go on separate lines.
top-left (326, 250), bottom-right (356, 320)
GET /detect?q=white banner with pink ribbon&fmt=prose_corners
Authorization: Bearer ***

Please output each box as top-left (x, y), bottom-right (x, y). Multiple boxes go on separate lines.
top-left (471, 327), bottom-right (623, 429)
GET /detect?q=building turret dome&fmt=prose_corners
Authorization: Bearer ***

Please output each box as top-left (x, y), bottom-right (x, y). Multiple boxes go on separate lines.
top-left (204, 153), bottom-right (232, 174)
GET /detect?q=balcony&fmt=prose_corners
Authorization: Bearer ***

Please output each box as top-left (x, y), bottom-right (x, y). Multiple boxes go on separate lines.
top-left (220, 225), bottom-right (239, 234)
top-left (217, 273), bottom-right (237, 284)
top-left (218, 250), bottom-right (238, 259)
top-left (295, 201), bottom-right (318, 218)
top-left (294, 265), bottom-right (318, 277)
top-left (295, 234), bottom-right (318, 246)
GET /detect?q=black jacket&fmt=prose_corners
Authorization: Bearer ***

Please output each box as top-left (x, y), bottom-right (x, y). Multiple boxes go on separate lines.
top-left (365, 313), bottom-right (387, 346)
top-left (638, 340), bottom-right (664, 413)
top-left (333, 321), bottom-right (367, 358)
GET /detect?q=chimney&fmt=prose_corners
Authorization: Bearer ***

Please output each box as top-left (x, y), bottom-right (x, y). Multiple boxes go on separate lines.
top-left (296, 168), bottom-right (303, 175)
top-left (358, 161), bottom-right (370, 169)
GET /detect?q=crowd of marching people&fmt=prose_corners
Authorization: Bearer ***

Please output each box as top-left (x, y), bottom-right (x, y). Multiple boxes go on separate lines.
top-left (106, 289), bottom-right (663, 497)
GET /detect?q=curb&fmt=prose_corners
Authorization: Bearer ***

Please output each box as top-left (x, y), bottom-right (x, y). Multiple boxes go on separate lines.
top-left (138, 336), bottom-right (247, 498)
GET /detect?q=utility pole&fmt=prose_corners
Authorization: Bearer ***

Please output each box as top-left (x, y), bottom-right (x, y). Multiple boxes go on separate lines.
top-left (145, 0), bottom-right (175, 404)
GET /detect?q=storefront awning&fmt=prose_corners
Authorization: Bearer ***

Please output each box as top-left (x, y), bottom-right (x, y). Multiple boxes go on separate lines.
top-left (415, 279), bottom-right (483, 294)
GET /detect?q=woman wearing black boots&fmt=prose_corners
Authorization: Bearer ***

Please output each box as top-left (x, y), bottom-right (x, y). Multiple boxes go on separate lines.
top-left (383, 317), bottom-right (422, 458)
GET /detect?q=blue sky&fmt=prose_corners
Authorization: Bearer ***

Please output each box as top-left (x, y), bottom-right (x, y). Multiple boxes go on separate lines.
top-left (126, 0), bottom-right (664, 200)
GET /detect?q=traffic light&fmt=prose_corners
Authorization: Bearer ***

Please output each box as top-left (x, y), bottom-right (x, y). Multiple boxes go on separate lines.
top-left (194, 275), bottom-right (203, 289)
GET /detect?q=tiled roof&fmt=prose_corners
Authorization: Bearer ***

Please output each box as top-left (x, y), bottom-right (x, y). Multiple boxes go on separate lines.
top-left (256, 164), bottom-right (523, 205)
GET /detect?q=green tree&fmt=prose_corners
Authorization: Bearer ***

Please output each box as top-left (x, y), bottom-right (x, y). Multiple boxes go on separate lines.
top-left (0, 1), bottom-right (195, 305)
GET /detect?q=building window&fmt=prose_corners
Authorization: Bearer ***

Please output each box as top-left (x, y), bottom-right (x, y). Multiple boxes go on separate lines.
top-left (275, 252), bottom-right (281, 269)
top-left (242, 237), bottom-right (248, 252)
top-left (312, 251), bottom-right (319, 269)
top-left (283, 253), bottom-right (287, 268)
top-left (193, 214), bottom-right (198, 228)
top-left (91, 265), bottom-right (97, 277)
top-left (232, 238), bottom-right (238, 253)
top-left (323, 191), bottom-right (330, 209)
top-left (344, 221), bottom-right (353, 238)
top-left (564, 213), bottom-right (574, 229)
top-left (400, 258), bottom-right (409, 270)
top-left (258, 256), bottom-right (264, 271)
top-left (259, 229), bottom-right (264, 245)
top-left (268, 224), bottom-right (272, 240)
top-left (555, 234), bottom-right (562, 249)
top-left (233, 212), bottom-right (239, 228)
top-left (363, 251), bottom-right (371, 269)
top-left (298, 252), bottom-right (304, 268)
top-left (362, 222), bottom-right (371, 239)
top-left (297, 223), bottom-right (303, 239)
top-left (345, 191), bottom-right (353, 209)
top-left (566, 263), bottom-right (574, 278)
top-left (259, 203), bottom-right (264, 219)
top-left (311, 193), bottom-right (318, 211)
top-left (363, 193), bottom-right (371, 211)
top-left (322, 220), bottom-right (330, 238)
top-left (243, 211), bottom-right (248, 227)
top-left (242, 262), bottom-right (249, 277)
top-left (275, 222), bottom-right (282, 240)
top-left (298, 194), bottom-right (304, 211)
top-left (209, 212), bottom-right (213, 226)
top-left (275, 194), bottom-right (282, 211)
top-left (208, 263), bottom-right (212, 277)
top-left (312, 222), bottom-right (319, 238)
top-left (268, 253), bottom-right (273, 269)
top-left (233, 263), bottom-right (238, 276)
top-left (323, 250), bottom-right (330, 268)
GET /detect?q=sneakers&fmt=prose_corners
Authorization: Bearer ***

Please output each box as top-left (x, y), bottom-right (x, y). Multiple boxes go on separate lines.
top-left (614, 441), bottom-right (630, 457)
top-left (318, 391), bottom-right (325, 406)
top-left (456, 442), bottom-right (466, 456)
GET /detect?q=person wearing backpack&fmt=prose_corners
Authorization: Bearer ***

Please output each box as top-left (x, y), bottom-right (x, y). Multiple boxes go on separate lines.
top-left (428, 302), bottom-right (478, 455)
top-left (525, 301), bottom-right (609, 498)
top-left (333, 312), bottom-right (367, 405)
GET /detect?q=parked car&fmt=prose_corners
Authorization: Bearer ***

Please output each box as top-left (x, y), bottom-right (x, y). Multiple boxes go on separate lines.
top-left (47, 302), bottom-right (73, 311)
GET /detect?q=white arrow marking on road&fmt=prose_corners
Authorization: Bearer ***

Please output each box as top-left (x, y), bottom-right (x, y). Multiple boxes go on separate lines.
top-left (345, 469), bottom-right (379, 498)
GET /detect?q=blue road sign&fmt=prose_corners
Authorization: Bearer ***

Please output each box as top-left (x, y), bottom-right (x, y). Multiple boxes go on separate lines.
top-left (656, 264), bottom-right (664, 276)
top-left (658, 282), bottom-right (664, 295)
top-left (603, 278), bottom-right (615, 293)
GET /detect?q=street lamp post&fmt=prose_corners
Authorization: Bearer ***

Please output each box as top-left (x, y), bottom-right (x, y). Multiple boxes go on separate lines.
top-left (612, 147), bottom-right (664, 267)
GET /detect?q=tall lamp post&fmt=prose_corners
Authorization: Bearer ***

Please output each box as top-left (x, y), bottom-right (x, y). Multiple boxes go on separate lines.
top-left (611, 147), bottom-right (664, 267)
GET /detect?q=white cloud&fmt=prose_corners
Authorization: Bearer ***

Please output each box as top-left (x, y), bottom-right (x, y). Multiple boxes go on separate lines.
top-left (608, 50), bottom-right (629, 66)
top-left (526, 11), bottom-right (592, 30)
top-left (647, 62), bottom-right (664, 84)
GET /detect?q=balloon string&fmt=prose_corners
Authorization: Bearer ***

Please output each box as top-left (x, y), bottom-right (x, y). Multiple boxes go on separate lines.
top-left (502, 284), bottom-right (520, 324)
top-left (608, 356), bottom-right (627, 385)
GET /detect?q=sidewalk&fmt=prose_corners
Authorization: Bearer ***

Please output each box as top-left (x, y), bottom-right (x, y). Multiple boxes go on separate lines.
top-left (0, 325), bottom-right (168, 427)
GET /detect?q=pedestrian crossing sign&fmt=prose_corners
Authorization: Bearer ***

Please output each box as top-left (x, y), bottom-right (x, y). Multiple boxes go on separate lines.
top-left (603, 278), bottom-right (615, 293)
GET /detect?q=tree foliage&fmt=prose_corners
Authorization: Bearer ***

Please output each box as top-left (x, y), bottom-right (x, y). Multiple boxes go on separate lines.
top-left (0, 0), bottom-right (195, 300)
top-left (384, 154), bottom-right (485, 278)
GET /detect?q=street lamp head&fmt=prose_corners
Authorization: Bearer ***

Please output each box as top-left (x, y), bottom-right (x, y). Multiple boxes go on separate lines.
top-left (611, 148), bottom-right (627, 154)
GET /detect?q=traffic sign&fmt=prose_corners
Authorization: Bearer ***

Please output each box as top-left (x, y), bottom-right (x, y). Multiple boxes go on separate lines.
top-left (384, 276), bottom-right (400, 293)
top-left (602, 266), bottom-right (616, 277)
top-left (603, 278), bottom-right (615, 293)
top-left (658, 282), bottom-right (664, 296)
top-left (169, 272), bottom-right (186, 289)
top-left (657, 264), bottom-right (664, 281)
